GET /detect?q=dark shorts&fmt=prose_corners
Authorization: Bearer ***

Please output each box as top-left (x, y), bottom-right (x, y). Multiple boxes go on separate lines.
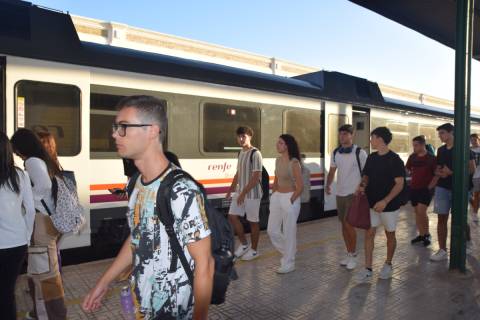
top-left (410, 188), bottom-right (433, 207)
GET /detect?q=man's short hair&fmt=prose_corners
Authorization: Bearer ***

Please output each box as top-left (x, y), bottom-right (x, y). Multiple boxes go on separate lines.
top-left (412, 135), bottom-right (426, 144)
top-left (236, 126), bottom-right (254, 137)
top-left (339, 124), bottom-right (354, 134)
top-left (437, 123), bottom-right (454, 133)
top-left (471, 133), bottom-right (479, 139)
top-left (116, 95), bottom-right (167, 144)
top-left (371, 126), bottom-right (392, 145)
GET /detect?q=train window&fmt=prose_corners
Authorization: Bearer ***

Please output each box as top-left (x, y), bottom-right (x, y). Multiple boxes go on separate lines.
top-left (15, 80), bottom-right (81, 156)
top-left (284, 109), bottom-right (321, 154)
top-left (90, 91), bottom-right (168, 159)
top-left (90, 93), bottom-right (125, 157)
top-left (387, 121), bottom-right (409, 154)
top-left (202, 103), bottom-right (260, 153)
top-left (419, 124), bottom-right (442, 149)
top-left (328, 114), bottom-right (348, 152)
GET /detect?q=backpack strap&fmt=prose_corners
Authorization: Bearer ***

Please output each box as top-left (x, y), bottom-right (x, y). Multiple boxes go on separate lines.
top-left (332, 147), bottom-right (340, 165)
top-left (126, 172), bottom-right (141, 198)
top-left (249, 148), bottom-right (257, 163)
top-left (355, 146), bottom-right (362, 176)
top-left (41, 199), bottom-right (53, 216)
top-left (156, 169), bottom-right (195, 286)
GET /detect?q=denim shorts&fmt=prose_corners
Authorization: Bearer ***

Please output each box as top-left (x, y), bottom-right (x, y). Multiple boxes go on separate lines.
top-left (433, 186), bottom-right (452, 215)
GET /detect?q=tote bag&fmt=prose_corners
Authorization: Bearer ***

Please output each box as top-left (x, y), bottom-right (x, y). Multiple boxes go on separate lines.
top-left (346, 193), bottom-right (371, 230)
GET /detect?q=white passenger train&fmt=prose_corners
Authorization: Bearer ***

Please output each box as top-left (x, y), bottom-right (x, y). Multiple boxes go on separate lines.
top-left (1, 1), bottom-right (479, 262)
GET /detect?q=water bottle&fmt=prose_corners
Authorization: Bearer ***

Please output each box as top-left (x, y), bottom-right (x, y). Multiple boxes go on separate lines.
top-left (215, 242), bottom-right (233, 273)
top-left (120, 286), bottom-right (136, 320)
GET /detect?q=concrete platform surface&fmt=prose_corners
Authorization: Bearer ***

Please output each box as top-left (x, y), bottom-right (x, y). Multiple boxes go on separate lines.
top-left (15, 206), bottom-right (480, 319)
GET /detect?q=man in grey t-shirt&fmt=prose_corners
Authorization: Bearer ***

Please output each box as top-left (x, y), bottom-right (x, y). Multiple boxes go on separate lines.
top-left (226, 126), bottom-right (263, 261)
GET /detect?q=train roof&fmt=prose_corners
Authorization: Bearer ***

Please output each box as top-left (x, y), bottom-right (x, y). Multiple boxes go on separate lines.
top-left (1, 0), bottom-right (479, 122)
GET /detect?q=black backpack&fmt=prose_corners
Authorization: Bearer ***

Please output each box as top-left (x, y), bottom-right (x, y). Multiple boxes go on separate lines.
top-left (249, 148), bottom-right (270, 201)
top-left (127, 168), bottom-right (236, 305)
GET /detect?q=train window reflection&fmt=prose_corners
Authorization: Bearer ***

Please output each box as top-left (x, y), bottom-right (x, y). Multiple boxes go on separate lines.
top-left (90, 93), bottom-right (125, 157)
top-left (328, 114), bottom-right (348, 152)
top-left (202, 103), bottom-right (260, 153)
top-left (15, 80), bottom-right (81, 156)
top-left (284, 109), bottom-right (321, 154)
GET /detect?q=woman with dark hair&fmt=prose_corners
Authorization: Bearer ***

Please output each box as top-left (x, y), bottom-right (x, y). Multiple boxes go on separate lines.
top-left (0, 131), bottom-right (35, 320)
top-left (267, 134), bottom-right (304, 274)
top-left (10, 128), bottom-right (67, 320)
top-left (37, 131), bottom-right (62, 169)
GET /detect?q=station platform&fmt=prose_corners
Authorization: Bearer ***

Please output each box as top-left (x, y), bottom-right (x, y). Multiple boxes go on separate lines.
top-left (15, 206), bottom-right (480, 319)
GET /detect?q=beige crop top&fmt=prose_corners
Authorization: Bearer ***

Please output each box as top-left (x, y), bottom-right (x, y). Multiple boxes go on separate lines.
top-left (275, 157), bottom-right (300, 189)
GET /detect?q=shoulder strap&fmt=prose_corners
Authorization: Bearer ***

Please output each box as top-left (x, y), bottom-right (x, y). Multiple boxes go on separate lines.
top-left (41, 199), bottom-right (53, 216)
top-left (249, 148), bottom-right (257, 163)
top-left (156, 169), bottom-right (195, 286)
top-left (126, 172), bottom-right (141, 198)
top-left (355, 146), bottom-right (362, 175)
top-left (333, 147), bottom-right (340, 164)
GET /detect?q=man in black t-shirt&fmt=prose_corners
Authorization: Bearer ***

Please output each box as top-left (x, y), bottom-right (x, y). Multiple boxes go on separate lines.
top-left (431, 123), bottom-right (476, 261)
top-left (355, 127), bottom-right (405, 282)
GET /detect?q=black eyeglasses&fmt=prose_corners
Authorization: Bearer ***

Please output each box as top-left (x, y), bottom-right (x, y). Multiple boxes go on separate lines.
top-left (112, 123), bottom-right (153, 137)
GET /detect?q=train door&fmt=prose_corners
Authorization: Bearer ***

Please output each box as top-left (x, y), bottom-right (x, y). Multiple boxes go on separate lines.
top-left (9, 57), bottom-right (91, 250)
top-left (352, 107), bottom-right (370, 153)
top-left (0, 56), bottom-right (5, 132)
top-left (323, 101), bottom-right (352, 212)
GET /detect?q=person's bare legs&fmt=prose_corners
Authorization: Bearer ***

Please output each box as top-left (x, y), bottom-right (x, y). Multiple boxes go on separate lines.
top-left (437, 214), bottom-right (449, 251)
top-left (472, 191), bottom-right (480, 212)
top-left (365, 227), bottom-right (376, 268)
top-left (385, 231), bottom-right (397, 264)
top-left (249, 222), bottom-right (260, 251)
top-left (415, 203), bottom-right (429, 236)
top-left (342, 220), bottom-right (357, 253)
top-left (229, 215), bottom-right (247, 245)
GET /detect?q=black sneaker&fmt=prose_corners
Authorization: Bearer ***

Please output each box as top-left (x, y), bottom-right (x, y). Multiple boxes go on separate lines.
top-left (423, 234), bottom-right (431, 247)
top-left (411, 235), bottom-right (424, 245)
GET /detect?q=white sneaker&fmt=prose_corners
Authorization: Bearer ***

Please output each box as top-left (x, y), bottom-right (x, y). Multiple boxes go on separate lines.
top-left (378, 263), bottom-right (393, 280)
top-left (430, 249), bottom-right (448, 261)
top-left (346, 255), bottom-right (357, 270)
top-left (234, 243), bottom-right (250, 258)
top-left (241, 248), bottom-right (260, 261)
top-left (276, 264), bottom-right (295, 274)
top-left (355, 268), bottom-right (372, 283)
top-left (340, 253), bottom-right (350, 266)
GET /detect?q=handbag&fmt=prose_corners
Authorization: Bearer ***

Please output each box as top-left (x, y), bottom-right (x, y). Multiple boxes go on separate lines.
top-left (27, 245), bottom-right (51, 275)
top-left (346, 193), bottom-right (371, 230)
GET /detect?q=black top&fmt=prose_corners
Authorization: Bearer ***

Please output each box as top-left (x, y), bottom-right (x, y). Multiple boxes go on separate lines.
top-left (436, 145), bottom-right (475, 190)
top-left (363, 150), bottom-right (406, 212)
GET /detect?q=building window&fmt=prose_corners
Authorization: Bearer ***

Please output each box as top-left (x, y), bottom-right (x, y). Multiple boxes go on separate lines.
top-left (15, 80), bottom-right (81, 156)
top-left (328, 114), bottom-right (348, 153)
top-left (202, 103), bottom-right (260, 153)
top-left (284, 109), bottom-right (321, 154)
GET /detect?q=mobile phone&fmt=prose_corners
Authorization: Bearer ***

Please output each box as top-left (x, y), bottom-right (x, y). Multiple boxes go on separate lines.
top-left (109, 188), bottom-right (126, 195)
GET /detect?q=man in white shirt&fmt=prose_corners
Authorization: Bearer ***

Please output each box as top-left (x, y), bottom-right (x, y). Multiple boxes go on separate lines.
top-left (326, 124), bottom-right (367, 270)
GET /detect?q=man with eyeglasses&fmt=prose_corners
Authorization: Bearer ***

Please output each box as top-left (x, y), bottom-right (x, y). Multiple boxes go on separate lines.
top-left (326, 124), bottom-right (367, 270)
top-left (83, 95), bottom-right (214, 320)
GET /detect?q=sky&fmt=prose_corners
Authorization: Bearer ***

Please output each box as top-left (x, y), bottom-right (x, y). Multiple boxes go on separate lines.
top-left (33, 0), bottom-right (480, 106)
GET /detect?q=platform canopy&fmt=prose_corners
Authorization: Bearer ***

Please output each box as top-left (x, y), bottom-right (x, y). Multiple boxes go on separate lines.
top-left (349, 0), bottom-right (480, 60)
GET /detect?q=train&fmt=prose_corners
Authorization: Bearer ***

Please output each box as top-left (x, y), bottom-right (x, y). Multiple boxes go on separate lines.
top-left (1, 1), bottom-right (480, 264)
